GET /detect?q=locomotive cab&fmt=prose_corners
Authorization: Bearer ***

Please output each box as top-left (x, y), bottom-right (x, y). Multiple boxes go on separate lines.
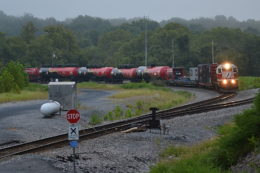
top-left (216, 63), bottom-right (238, 91)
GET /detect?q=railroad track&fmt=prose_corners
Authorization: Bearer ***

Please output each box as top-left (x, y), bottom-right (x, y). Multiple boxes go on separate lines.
top-left (0, 93), bottom-right (254, 160)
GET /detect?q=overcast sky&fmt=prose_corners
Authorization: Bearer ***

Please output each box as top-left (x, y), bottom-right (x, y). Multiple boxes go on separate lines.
top-left (0, 0), bottom-right (259, 21)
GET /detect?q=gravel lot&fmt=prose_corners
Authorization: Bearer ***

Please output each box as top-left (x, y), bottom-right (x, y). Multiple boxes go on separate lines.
top-left (0, 87), bottom-right (258, 173)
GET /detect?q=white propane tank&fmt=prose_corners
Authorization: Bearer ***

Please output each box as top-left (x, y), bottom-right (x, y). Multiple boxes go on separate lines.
top-left (40, 100), bottom-right (61, 117)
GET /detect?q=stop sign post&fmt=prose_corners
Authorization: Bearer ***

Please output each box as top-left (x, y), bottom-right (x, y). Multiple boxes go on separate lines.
top-left (66, 109), bottom-right (80, 173)
top-left (66, 109), bottom-right (80, 124)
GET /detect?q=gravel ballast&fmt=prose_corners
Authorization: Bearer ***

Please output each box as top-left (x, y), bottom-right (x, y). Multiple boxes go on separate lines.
top-left (0, 87), bottom-right (258, 173)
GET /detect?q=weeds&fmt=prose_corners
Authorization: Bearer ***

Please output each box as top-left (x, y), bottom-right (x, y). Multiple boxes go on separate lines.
top-left (89, 113), bottom-right (103, 125)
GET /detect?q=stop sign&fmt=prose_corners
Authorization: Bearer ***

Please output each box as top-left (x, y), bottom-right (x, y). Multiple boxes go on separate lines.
top-left (66, 109), bottom-right (80, 124)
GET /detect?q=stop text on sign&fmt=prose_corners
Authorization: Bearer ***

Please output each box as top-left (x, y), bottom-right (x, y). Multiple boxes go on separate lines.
top-left (66, 109), bottom-right (80, 124)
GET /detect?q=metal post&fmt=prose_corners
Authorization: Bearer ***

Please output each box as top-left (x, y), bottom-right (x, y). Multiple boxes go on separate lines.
top-left (172, 39), bottom-right (175, 68)
top-left (145, 16), bottom-right (148, 67)
top-left (73, 147), bottom-right (76, 173)
top-left (212, 40), bottom-right (214, 63)
top-left (150, 107), bottom-right (158, 121)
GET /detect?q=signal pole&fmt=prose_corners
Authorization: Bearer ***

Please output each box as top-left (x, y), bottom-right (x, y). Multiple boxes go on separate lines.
top-left (172, 39), bottom-right (175, 68)
top-left (144, 16), bottom-right (148, 67)
top-left (212, 40), bottom-right (214, 63)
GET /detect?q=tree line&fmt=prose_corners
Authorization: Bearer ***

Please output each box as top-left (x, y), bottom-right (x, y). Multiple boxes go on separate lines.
top-left (0, 12), bottom-right (259, 76)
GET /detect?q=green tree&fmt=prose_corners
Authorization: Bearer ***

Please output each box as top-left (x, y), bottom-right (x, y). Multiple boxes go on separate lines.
top-left (44, 25), bottom-right (79, 65)
top-left (149, 23), bottom-right (192, 66)
top-left (2, 37), bottom-right (27, 63)
top-left (20, 21), bottom-right (37, 43)
top-left (24, 36), bottom-right (53, 66)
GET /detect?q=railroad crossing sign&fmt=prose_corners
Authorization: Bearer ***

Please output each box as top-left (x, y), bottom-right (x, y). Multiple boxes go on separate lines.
top-left (66, 109), bottom-right (80, 124)
top-left (68, 124), bottom-right (79, 140)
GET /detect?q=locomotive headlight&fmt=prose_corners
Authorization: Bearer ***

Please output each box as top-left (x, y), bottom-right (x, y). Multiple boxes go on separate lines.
top-left (222, 79), bottom-right (228, 85)
top-left (231, 79), bottom-right (236, 84)
top-left (224, 63), bottom-right (231, 70)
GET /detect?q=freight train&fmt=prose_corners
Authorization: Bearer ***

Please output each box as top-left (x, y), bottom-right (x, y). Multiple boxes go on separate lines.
top-left (25, 62), bottom-right (239, 92)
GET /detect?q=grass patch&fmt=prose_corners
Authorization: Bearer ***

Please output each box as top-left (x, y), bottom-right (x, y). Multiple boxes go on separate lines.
top-left (151, 140), bottom-right (226, 173)
top-left (101, 89), bottom-right (191, 122)
top-left (24, 83), bottom-right (48, 92)
top-left (0, 83), bottom-right (48, 103)
top-left (0, 90), bottom-right (47, 103)
top-left (110, 89), bottom-right (191, 110)
top-left (82, 82), bottom-right (192, 125)
top-left (120, 82), bottom-right (169, 91)
top-left (77, 81), bottom-right (171, 91)
top-left (239, 76), bottom-right (260, 90)
top-left (77, 82), bottom-right (120, 90)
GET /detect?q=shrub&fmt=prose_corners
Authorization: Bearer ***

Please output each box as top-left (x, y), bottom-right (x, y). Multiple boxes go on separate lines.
top-left (0, 69), bottom-right (15, 92)
top-left (6, 61), bottom-right (29, 89)
top-left (0, 61), bottom-right (29, 93)
top-left (210, 92), bottom-right (260, 169)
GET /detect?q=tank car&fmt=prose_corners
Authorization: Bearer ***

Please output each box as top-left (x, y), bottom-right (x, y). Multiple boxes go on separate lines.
top-left (47, 66), bottom-right (90, 82)
top-left (143, 66), bottom-right (173, 82)
top-left (120, 68), bottom-right (144, 82)
top-left (25, 68), bottom-right (40, 82)
top-left (89, 67), bottom-right (123, 83)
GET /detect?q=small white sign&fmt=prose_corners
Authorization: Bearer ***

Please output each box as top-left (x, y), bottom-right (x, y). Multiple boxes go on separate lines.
top-left (68, 124), bottom-right (79, 140)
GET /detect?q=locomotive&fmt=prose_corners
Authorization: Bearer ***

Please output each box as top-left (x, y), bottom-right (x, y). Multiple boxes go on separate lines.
top-left (170, 62), bottom-right (239, 92)
top-left (25, 62), bottom-right (238, 92)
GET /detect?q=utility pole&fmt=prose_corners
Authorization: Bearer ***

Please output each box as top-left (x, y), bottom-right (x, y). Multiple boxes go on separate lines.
top-left (144, 16), bottom-right (148, 67)
top-left (172, 39), bottom-right (175, 68)
top-left (52, 53), bottom-right (56, 67)
top-left (212, 40), bottom-right (214, 63)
